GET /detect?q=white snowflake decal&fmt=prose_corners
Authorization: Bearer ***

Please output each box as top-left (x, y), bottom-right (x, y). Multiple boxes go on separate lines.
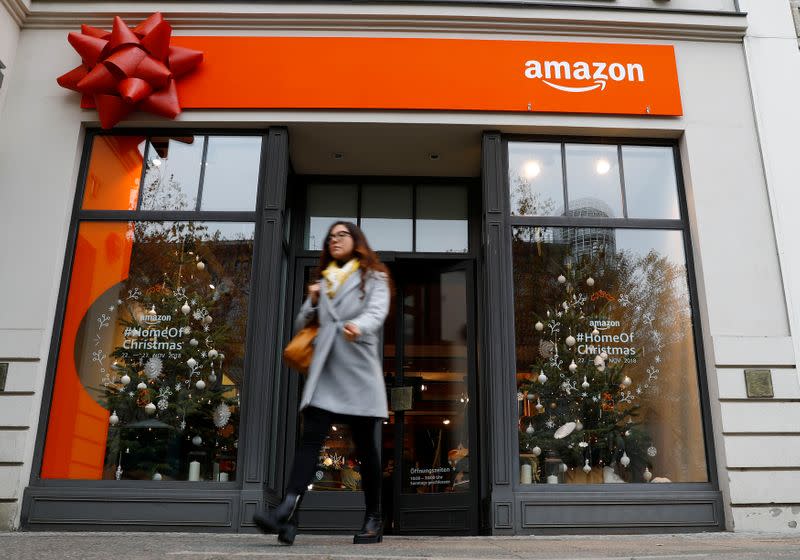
top-left (654, 355), bottom-right (661, 364)
top-left (545, 417), bottom-right (556, 429)
top-left (617, 294), bottom-right (631, 307)
top-left (157, 398), bottom-right (169, 411)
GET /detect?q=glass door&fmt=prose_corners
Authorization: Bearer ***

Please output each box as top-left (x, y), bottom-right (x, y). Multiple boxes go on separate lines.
top-left (384, 260), bottom-right (478, 534)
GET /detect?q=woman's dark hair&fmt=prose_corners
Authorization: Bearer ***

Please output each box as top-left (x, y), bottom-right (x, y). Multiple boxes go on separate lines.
top-left (319, 221), bottom-right (393, 297)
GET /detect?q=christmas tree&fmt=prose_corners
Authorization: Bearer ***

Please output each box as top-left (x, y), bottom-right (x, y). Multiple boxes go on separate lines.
top-left (102, 221), bottom-right (242, 481)
top-left (514, 227), bottom-right (659, 484)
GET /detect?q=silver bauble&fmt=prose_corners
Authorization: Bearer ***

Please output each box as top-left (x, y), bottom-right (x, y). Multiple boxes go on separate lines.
top-left (196, 380), bottom-right (206, 390)
top-left (181, 302), bottom-right (191, 315)
top-left (144, 402), bottom-right (156, 415)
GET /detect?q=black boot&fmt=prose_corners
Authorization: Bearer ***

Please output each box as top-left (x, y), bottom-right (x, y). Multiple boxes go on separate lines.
top-left (353, 512), bottom-right (383, 544)
top-left (252, 493), bottom-right (302, 544)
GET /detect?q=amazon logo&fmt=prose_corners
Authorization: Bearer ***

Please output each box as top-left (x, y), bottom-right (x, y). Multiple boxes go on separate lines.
top-left (524, 59), bottom-right (645, 93)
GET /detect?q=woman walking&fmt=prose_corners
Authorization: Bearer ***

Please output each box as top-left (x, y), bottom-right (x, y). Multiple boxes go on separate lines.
top-left (253, 221), bottom-right (391, 545)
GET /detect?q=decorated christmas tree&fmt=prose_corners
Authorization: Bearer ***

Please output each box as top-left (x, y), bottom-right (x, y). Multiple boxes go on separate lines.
top-left (101, 222), bottom-right (241, 481)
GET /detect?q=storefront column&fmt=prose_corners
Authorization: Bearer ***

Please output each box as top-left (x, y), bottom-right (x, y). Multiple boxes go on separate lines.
top-left (480, 132), bottom-right (517, 534)
top-left (239, 127), bottom-right (291, 525)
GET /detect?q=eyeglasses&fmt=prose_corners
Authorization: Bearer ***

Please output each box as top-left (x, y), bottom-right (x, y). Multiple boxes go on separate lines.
top-left (327, 231), bottom-right (352, 243)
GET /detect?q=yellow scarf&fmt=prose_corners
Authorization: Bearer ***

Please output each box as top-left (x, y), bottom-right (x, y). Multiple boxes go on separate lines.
top-left (322, 259), bottom-right (360, 299)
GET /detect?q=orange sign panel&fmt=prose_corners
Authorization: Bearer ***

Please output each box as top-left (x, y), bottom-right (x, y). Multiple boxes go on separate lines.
top-left (173, 37), bottom-right (682, 116)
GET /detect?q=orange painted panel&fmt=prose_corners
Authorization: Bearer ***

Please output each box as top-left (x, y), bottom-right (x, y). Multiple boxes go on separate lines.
top-left (82, 136), bottom-right (144, 211)
top-left (173, 37), bottom-right (682, 116)
top-left (42, 221), bottom-right (133, 479)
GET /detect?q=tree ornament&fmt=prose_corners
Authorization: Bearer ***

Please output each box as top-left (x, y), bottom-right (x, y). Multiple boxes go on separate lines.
top-left (575, 419), bottom-right (584, 431)
top-left (559, 462), bottom-right (568, 473)
top-left (196, 261), bottom-right (205, 271)
top-left (621, 376), bottom-right (632, 388)
top-left (208, 349), bottom-right (218, 359)
top-left (137, 381), bottom-right (147, 390)
top-left (593, 355), bottom-right (604, 366)
top-left (592, 327), bottom-right (600, 336)
top-left (144, 402), bottom-right (156, 415)
top-left (586, 277), bottom-right (595, 287)
top-left (208, 372), bottom-right (217, 383)
top-left (532, 446), bottom-right (542, 456)
top-left (144, 356), bottom-right (163, 380)
top-left (189, 338), bottom-right (199, 347)
top-left (597, 364), bottom-right (606, 372)
top-left (553, 422), bottom-right (576, 439)
top-left (213, 403), bottom-right (231, 428)
top-left (583, 459), bottom-right (592, 474)
top-left (535, 399), bottom-right (544, 413)
top-left (565, 335), bottom-right (576, 347)
top-left (549, 402), bottom-right (557, 410)
top-left (569, 360), bottom-right (578, 373)
top-left (192, 435), bottom-right (203, 446)
top-left (203, 315), bottom-right (213, 325)
top-left (620, 452), bottom-right (631, 467)
top-left (538, 371), bottom-right (548, 384)
top-left (181, 302), bottom-right (191, 315)
top-left (581, 376), bottom-right (590, 389)
top-left (600, 351), bottom-right (608, 360)
top-left (525, 423), bottom-right (535, 435)
top-left (152, 472), bottom-right (162, 481)
top-left (557, 274), bottom-right (566, 284)
top-left (120, 373), bottom-right (131, 385)
top-left (186, 357), bottom-right (197, 368)
top-left (219, 353), bottom-right (225, 360)
top-left (535, 321), bottom-right (544, 332)
top-left (526, 392), bottom-right (535, 401)
top-left (109, 410), bottom-right (120, 425)
top-left (196, 379), bottom-right (206, 390)
top-left (643, 467), bottom-right (653, 482)
top-left (647, 446), bottom-right (658, 457)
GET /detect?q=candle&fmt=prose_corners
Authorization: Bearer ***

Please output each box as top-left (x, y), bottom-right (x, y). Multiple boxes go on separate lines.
top-left (188, 460), bottom-right (201, 481)
top-left (520, 464), bottom-right (532, 485)
top-left (547, 474), bottom-right (559, 484)
top-left (218, 472), bottom-right (229, 482)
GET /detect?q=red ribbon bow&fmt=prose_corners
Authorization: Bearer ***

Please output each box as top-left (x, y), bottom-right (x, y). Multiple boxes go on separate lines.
top-left (57, 13), bottom-right (203, 129)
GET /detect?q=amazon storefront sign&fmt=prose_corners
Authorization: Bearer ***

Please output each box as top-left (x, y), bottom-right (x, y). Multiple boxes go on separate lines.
top-left (173, 37), bottom-right (682, 116)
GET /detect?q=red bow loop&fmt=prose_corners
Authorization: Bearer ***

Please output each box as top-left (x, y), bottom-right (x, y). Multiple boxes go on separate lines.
top-left (57, 12), bottom-right (203, 128)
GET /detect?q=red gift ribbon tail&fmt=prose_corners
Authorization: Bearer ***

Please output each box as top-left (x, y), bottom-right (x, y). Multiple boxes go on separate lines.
top-left (95, 94), bottom-right (135, 129)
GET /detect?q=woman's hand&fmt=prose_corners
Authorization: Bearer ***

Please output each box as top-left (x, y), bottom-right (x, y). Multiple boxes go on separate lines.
top-left (343, 322), bottom-right (361, 342)
top-left (308, 282), bottom-right (321, 305)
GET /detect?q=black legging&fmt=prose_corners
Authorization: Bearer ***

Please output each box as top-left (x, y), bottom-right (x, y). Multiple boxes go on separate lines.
top-left (287, 406), bottom-right (382, 514)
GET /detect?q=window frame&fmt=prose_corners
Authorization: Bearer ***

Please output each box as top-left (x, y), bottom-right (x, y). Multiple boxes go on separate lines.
top-left (29, 128), bottom-right (270, 489)
top-left (503, 134), bottom-right (718, 490)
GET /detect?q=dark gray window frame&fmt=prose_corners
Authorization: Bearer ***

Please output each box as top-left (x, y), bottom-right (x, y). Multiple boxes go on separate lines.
top-left (483, 132), bottom-right (724, 534)
top-left (22, 127), bottom-right (291, 532)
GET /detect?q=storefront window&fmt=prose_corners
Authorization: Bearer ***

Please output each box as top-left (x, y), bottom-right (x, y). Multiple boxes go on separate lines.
top-left (416, 185), bottom-right (469, 253)
top-left (42, 132), bottom-right (262, 482)
top-left (508, 141), bottom-right (707, 486)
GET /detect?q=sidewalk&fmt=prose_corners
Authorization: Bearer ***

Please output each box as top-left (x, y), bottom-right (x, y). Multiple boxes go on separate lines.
top-left (2, 531), bottom-right (800, 560)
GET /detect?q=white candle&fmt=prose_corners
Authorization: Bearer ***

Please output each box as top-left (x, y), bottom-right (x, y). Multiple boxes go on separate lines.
top-left (188, 461), bottom-right (201, 481)
top-left (547, 474), bottom-right (559, 484)
top-left (520, 464), bottom-right (532, 485)
top-left (218, 472), bottom-right (229, 482)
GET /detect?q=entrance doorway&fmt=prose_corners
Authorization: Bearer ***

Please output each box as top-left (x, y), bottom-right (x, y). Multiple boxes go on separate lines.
top-left (292, 258), bottom-right (479, 534)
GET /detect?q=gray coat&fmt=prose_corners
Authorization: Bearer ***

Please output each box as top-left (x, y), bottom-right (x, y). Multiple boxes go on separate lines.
top-left (294, 269), bottom-right (390, 418)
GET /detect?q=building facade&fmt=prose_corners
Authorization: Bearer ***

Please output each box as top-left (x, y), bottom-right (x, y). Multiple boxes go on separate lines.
top-left (1, 0), bottom-right (800, 535)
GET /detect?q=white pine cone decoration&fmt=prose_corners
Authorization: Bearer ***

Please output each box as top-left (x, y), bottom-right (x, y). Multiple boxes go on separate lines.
top-left (213, 403), bottom-right (232, 428)
top-left (144, 356), bottom-right (163, 380)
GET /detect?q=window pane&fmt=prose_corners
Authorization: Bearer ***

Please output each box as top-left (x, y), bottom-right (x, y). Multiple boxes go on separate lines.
top-left (508, 142), bottom-right (563, 216)
top-left (622, 146), bottom-right (681, 220)
top-left (512, 226), bottom-right (707, 485)
top-left (140, 136), bottom-right (204, 211)
top-left (305, 184), bottom-right (358, 251)
top-left (200, 136), bottom-right (262, 211)
top-left (41, 220), bottom-right (255, 481)
top-left (416, 185), bottom-right (468, 253)
top-left (361, 184), bottom-right (413, 252)
top-left (82, 135), bottom-right (145, 210)
top-left (565, 144), bottom-right (623, 218)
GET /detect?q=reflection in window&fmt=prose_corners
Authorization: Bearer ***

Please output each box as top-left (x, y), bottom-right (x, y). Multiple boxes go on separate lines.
top-left (41, 221), bottom-right (255, 481)
top-left (508, 142), bottom-right (563, 217)
top-left (565, 144), bottom-right (623, 218)
top-left (622, 146), bottom-right (681, 220)
top-left (140, 136), bottom-right (204, 211)
top-left (305, 184), bottom-right (358, 251)
top-left (200, 136), bottom-right (262, 211)
top-left (361, 185), bottom-right (413, 252)
top-left (416, 185), bottom-right (468, 253)
top-left (511, 226), bottom-right (707, 485)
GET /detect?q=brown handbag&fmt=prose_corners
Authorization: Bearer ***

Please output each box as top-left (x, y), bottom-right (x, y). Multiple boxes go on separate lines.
top-left (283, 323), bottom-right (318, 374)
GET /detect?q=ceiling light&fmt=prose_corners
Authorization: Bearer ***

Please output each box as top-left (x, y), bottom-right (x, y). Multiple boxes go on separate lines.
top-left (429, 153), bottom-right (440, 160)
top-left (332, 152), bottom-right (344, 160)
top-left (523, 160), bottom-right (541, 179)
top-left (443, 419), bottom-right (451, 425)
top-left (596, 159), bottom-right (611, 175)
